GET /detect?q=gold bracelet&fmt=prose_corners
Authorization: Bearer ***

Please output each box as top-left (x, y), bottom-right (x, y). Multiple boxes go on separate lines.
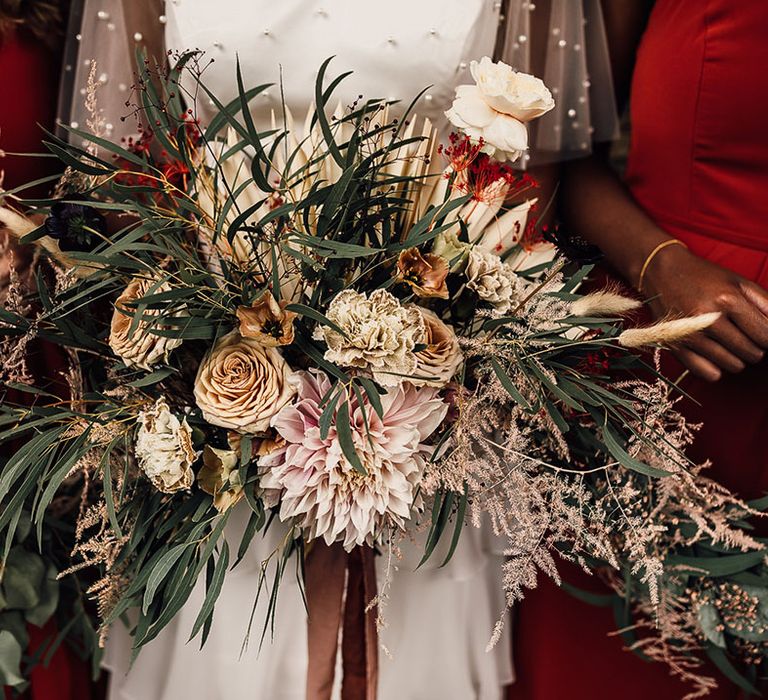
top-left (637, 239), bottom-right (688, 293)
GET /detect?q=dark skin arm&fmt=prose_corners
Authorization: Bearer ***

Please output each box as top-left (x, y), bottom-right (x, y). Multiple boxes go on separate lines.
top-left (560, 0), bottom-right (768, 382)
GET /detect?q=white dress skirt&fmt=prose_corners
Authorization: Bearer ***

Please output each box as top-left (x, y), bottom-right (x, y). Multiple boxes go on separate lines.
top-left (100, 0), bottom-right (514, 697)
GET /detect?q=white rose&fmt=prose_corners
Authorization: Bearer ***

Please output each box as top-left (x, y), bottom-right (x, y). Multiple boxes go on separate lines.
top-left (109, 278), bottom-right (182, 370)
top-left (465, 247), bottom-right (526, 314)
top-left (446, 86), bottom-right (529, 162)
top-left (445, 57), bottom-right (554, 162)
top-left (135, 398), bottom-right (197, 493)
top-left (470, 57), bottom-right (555, 122)
top-left (194, 331), bottom-right (296, 433)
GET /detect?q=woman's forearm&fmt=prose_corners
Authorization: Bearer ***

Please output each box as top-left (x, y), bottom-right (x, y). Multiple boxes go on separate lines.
top-left (560, 154), bottom-right (671, 288)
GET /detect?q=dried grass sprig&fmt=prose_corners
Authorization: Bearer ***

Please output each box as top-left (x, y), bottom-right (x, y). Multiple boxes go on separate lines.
top-left (569, 290), bottom-right (642, 318)
top-left (618, 313), bottom-right (720, 348)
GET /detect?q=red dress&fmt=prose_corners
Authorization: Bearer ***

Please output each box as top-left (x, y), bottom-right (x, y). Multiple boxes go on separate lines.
top-left (1, 26), bottom-right (99, 700)
top-left (511, 2), bottom-right (768, 698)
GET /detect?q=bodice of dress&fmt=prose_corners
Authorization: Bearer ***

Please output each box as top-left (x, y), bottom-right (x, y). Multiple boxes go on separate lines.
top-left (625, 0), bottom-right (768, 251)
top-left (164, 0), bottom-right (502, 130)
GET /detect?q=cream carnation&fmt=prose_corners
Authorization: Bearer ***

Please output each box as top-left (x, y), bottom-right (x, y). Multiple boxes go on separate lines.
top-left (259, 370), bottom-right (448, 549)
top-left (411, 308), bottom-right (463, 387)
top-left (135, 398), bottom-right (196, 493)
top-left (465, 247), bottom-right (526, 314)
top-left (109, 278), bottom-right (182, 370)
top-left (194, 331), bottom-right (295, 433)
top-left (315, 289), bottom-right (426, 386)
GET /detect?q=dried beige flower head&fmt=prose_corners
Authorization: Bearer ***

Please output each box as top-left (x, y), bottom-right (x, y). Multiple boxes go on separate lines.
top-left (465, 247), bottom-right (525, 313)
top-left (109, 278), bottom-right (182, 370)
top-left (197, 445), bottom-right (243, 512)
top-left (236, 290), bottom-right (297, 346)
top-left (194, 331), bottom-right (295, 433)
top-left (315, 289), bottom-right (426, 386)
top-left (397, 248), bottom-right (449, 299)
top-left (135, 398), bottom-right (196, 493)
top-left (411, 307), bottom-right (463, 387)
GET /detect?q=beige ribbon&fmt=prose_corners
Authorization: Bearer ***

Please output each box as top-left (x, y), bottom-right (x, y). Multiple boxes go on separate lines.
top-left (305, 543), bottom-right (379, 700)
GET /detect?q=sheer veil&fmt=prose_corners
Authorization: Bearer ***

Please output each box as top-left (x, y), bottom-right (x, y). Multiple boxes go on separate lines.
top-left (497, 0), bottom-right (620, 163)
top-left (58, 0), bottom-right (618, 162)
top-left (57, 0), bottom-right (165, 147)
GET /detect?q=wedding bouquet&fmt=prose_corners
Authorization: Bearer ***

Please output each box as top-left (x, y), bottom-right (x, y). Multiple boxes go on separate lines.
top-left (0, 52), bottom-right (764, 694)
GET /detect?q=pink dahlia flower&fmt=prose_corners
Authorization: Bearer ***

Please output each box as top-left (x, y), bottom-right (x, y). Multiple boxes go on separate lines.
top-left (259, 370), bottom-right (448, 550)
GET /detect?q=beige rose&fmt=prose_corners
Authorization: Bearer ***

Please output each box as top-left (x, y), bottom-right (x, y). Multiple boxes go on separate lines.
top-left (109, 278), bottom-right (182, 370)
top-left (194, 331), bottom-right (295, 433)
top-left (134, 398), bottom-right (196, 493)
top-left (411, 308), bottom-right (463, 387)
top-left (197, 445), bottom-right (243, 512)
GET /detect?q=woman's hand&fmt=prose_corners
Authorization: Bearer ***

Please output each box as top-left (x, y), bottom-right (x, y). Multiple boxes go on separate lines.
top-left (642, 243), bottom-right (768, 381)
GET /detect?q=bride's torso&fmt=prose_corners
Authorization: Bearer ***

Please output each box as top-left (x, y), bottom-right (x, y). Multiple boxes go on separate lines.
top-left (164, 0), bottom-right (501, 128)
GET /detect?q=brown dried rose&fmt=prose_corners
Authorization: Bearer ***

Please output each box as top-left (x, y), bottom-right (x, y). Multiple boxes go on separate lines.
top-left (236, 291), bottom-right (297, 346)
top-left (397, 248), bottom-right (449, 299)
top-left (194, 331), bottom-right (295, 433)
top-left (411, 307), bottom-right (463, 387)
top-left (197, 445), bottom-right (243, 512)
top-left (109, 278), bottom-right (182, 370)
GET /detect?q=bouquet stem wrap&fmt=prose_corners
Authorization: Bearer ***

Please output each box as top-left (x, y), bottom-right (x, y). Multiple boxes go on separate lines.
top-left (305, 543), bottom-right (379, 700)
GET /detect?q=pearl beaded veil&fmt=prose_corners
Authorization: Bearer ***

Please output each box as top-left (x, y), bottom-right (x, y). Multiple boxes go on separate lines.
top-left (58, 0), bottom-right (618, 166)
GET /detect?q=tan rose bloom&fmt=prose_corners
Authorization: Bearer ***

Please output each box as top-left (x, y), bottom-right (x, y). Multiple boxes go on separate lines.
top-left (194, 331), bottom-right (295, 433)
top-left (411, 307), bottom-right (463, 387)
top-left (236, 291), bottom-right (297, 346)
top-left (197, 445), bottom-right (243, 512)
top-left (109, 278), bottom-right (182, 370)
top-left (397, 248), bottom-right (450, 299)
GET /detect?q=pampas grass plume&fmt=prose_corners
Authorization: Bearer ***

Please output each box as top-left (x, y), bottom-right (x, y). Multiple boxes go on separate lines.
top-left (569, 291), bottom-right (642, 318)
top-left (618, 312), bottom-right (721, 348)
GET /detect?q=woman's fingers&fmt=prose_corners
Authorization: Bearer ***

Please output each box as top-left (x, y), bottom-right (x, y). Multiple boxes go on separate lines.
top-left (740, 280), bottom-right (768, 318)
top-left (706, 316), bottom-right (765, 363)
top-left (734, 280), bottom-right (768, 347)
top-left (682, 333), bottom-right (745, 374)
top-left (673, 346), bottom-right (722, 382)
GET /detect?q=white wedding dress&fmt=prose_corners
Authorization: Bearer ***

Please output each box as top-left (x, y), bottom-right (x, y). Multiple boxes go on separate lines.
top-left (102, 2), bottom-right (513, 699)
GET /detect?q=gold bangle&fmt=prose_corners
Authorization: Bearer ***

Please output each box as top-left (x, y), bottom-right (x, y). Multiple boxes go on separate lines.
top-left (637, 239), bottom-right (688, 293)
